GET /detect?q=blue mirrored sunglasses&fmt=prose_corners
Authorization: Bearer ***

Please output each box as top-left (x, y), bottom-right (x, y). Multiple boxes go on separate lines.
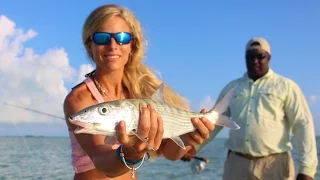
top-left (91, 32), bottom-right (132, 45)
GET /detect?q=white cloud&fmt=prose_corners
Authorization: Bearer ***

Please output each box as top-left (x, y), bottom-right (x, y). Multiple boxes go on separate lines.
top-left (198, 96), bottom-right (216, 112)
top-left (0, 15), bottom-right (92, 124)
top-left (76, 64), bottom-right (94, 85)
top-left (309, 95), bottom-right (320, 104)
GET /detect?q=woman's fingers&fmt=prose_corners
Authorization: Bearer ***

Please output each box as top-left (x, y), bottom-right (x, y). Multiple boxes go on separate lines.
top-left (153, 114), bottom-right (164, 150)
top-left (182, 133), bottom-right (197, 146)
top-left (116, 120), bottom-right (130, 145)
top-left (118, 103), bottom-right (164, 154)
top-left (145, 104), bottom-right (158, 149)
top-left (190, 109), bottom-right (215, 142)
top-left (188, 115), bottom-right (215, 145)
top-left (135, 104), bottom-right (155, 151)
top-left (189, 132), bottom-right (203, 144)
top-left (200, 108), bottom-right (207, 113)
top-left (201, 117), bottom-right (215, 131)
top-left (192, 118), bottom-right (209, 140)
top-left (137, 103), bottom-right (150, 140)
top-left (188, 118), bottom-right (204, 144)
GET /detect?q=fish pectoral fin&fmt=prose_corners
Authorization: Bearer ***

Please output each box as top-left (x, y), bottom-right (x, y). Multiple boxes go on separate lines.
top-left (104, 136), bottom-right (118, 146)
top-left (170, 136), bottom-right (186, 149)
top-left (151, 83), bottom-right (165, 103)
top-left (215, 115), bottom-right (240, 130)
top-left (130, 131), bottom-right (155, 151)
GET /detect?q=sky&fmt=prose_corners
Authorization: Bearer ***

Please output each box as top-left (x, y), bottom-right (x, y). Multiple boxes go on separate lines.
top-left (0, 1), bottom-right (319, 138)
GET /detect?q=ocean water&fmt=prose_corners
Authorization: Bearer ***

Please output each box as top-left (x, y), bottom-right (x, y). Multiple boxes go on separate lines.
top-left (0, 136), bottom-right (319, 180)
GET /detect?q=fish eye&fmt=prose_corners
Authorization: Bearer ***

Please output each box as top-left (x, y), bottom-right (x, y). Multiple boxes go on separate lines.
top-left (98, 107), bottom-right (108, 115)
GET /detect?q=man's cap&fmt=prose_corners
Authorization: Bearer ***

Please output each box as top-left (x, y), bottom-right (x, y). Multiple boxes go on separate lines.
top-left (245, 37), bottom-right (271, 54)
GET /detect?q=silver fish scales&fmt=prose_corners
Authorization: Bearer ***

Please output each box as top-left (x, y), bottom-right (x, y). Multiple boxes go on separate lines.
top-left (69, 83), bottom-right (240, 149)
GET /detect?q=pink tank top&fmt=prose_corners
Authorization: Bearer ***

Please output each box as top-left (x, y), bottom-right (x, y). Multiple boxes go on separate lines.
top-left (68, 77), bottom-right (120, 173)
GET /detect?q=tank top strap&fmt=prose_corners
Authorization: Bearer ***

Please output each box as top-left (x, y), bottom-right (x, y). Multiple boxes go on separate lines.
top-left (84, 77), bottom-right (105, 103)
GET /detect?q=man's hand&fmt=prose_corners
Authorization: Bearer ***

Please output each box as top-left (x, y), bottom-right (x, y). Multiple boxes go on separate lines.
top-left (296, 173), bottom-right (313, 180)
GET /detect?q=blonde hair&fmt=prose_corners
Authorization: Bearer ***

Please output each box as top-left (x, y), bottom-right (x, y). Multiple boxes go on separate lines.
top-left (82, 4), bottom-right (189, 110)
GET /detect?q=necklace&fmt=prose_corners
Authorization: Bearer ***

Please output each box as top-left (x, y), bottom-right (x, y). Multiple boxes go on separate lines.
top-left (92, 75), bottom-right (122, 101)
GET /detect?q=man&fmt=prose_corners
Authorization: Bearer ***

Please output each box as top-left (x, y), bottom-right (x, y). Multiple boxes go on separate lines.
top-left (185, 37), bottom-right (318, 180)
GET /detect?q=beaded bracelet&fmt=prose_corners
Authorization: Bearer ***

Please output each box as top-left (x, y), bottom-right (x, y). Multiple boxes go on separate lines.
top-left (116, 145), bottom-right (143, 165)
top-left (116, 145), bottom-right (147, 179)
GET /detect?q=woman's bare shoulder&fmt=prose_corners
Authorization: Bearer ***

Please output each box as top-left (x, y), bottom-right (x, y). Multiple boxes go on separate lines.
top-left (63, 82), bottom-right (93, 121)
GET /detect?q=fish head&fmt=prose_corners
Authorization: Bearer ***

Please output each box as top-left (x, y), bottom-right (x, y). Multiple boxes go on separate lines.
top-left (68, 101), bottom-right (137, 136)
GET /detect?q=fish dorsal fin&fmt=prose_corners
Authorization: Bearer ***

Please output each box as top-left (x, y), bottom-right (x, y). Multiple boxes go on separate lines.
top-left (151, 83), bottom-right (165, 103)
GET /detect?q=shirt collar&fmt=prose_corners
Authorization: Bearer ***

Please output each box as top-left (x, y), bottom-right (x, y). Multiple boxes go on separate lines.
top-left (243, 68), bottom-right (274, 81)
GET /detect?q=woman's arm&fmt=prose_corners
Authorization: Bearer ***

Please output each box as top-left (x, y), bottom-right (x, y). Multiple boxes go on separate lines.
top-left (64, 90), bottom-right (163, 177)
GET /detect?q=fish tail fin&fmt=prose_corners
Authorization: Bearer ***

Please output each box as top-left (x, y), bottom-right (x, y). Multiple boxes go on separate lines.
top-left (215, 115), bottom-right (240, 130)
top-left (208, 84), bottom-right (238, 114)
top-left (206, 84), bottom-right (240, 130)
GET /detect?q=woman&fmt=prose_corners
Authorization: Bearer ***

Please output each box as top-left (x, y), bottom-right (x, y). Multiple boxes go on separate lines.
top-left (63, 4), bottom-right (215, 180)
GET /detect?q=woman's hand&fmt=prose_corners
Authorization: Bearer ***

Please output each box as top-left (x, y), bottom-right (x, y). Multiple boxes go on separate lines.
top-left (181, 109), bottom-right (215, 147)
top-left (161, 108), bottom-right (215, 161)
top-left (115, 103), bottom-right (164, 161)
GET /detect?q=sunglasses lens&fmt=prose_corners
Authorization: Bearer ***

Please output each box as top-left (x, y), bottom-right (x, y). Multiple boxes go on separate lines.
top-left (92, 32), bottom-right (112, 45)
top-left (257, 54), bottom-right (266, 60)
top-left (246, 53), bottom-right (267, 60)
top-left (114, 32), bottom-right (132, 45)
top-left (92, 32), bottom-right (132, 45)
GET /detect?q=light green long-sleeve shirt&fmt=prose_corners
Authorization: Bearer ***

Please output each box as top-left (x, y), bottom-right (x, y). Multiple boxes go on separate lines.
top-left (196, 69), bottom-right (318, 178)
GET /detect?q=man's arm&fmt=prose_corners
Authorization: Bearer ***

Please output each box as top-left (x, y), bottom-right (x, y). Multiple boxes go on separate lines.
top-left (284, 80), bottom-right (318, 179)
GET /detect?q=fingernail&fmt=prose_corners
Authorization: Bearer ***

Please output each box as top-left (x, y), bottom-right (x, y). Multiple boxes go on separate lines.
top-left (193, 118), bottom-right (198, 123)
top-left (140, 103), bottom-right (147, 111)
top-left (201, 118), bottom-right (207, 123)
top-left (120, 121), bottom-right (125, 128)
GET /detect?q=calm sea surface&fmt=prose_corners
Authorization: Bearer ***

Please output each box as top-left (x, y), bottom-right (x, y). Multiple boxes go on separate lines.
top-left (0, 136), bottom-right (319, 180)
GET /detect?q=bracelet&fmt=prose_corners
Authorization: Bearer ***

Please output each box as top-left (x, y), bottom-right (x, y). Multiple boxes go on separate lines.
top-left (116, 145), bottom-right (146, 165)
top-left (116, 145), bottom-right (147, 179)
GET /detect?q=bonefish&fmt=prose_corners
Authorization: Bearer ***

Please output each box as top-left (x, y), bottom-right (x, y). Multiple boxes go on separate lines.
top-left (68, 83), bottom-right (240, 150)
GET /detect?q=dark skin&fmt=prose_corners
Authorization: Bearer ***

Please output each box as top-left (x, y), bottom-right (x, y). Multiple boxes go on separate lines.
top-left (245, 49), bottom-right (270, 80)
top-left (246, 49), bottom-right (312, 180)
top-left (180, 49), bottom-right (313, 180)
top-left (246, 50), bottom-right (312, 180)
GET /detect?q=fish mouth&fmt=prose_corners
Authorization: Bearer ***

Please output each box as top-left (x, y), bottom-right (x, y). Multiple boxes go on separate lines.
top-left (69, 119), bottom-right (95, 134)
top-left (70, 120), bottom-right (92, 128)
top-left (69, 116), bottom-right (94, 129)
